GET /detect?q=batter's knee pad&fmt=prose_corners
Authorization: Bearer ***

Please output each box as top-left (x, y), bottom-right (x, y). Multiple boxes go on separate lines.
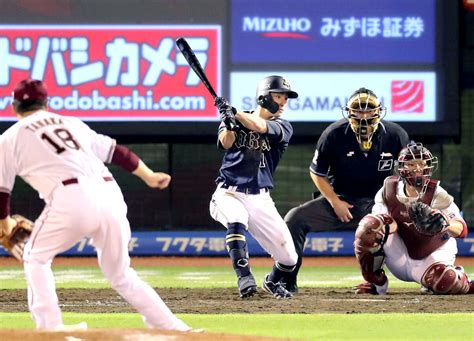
top-left (421, 263), bottom-right (471, 295)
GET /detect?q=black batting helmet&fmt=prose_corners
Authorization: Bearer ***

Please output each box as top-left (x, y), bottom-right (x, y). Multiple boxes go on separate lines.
top-left (256, 75), bottom-right (298, 99)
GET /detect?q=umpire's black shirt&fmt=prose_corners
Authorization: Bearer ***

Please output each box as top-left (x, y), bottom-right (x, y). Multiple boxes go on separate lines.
top-left (310, 118), bottom-right (410, 199)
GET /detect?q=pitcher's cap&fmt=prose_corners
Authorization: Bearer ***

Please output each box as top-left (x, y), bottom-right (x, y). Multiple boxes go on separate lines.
top-left (12, 79), bottom-right (48, 103)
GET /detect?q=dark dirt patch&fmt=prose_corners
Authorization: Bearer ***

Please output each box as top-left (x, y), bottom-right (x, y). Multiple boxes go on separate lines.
top-left (1, 287), bottom-right (473, 314)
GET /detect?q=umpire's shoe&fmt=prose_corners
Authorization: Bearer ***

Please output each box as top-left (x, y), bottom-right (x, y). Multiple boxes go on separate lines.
top-left (262, 274), bottom-right (293, 299)
top-left (238, 273), bottom-right (258, 298)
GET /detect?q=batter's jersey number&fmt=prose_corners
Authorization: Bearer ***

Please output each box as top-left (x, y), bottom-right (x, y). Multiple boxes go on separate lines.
top-left (41, 128), bottom-right (81, 154)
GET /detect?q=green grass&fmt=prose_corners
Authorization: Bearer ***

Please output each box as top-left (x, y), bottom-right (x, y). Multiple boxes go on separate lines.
top-left (1, 312), bottom-right (472, 340)
top-left (5, 265), bottom-right (472, 290)
top-left (1, 264), bottom-right (473, 340)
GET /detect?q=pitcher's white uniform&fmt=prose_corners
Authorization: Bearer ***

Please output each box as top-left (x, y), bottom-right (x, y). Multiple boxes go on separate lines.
top-left (0, 110), bottom-right (189, 331)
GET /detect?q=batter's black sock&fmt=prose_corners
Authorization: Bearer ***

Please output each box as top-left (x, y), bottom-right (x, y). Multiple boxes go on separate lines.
top-left (226, 223), bottom-right (251, 278)
top-left (268, 262), bottom-right (296, 283)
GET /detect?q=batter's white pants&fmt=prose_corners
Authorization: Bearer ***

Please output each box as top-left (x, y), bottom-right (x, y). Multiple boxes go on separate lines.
top-left (22, 176), bottom-right (189, 331)
top-left (384, 233), bottom-right (457, 284)
top-left (210, 187), bottom-right (298, 266)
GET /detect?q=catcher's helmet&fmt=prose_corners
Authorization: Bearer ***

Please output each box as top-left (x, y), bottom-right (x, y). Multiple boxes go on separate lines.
top-left (342, 88), bottom-right (386, 151)
top-left (397, 142), bottom-right (438, 196)
top-left (256, 75), bottom-right (298, 99)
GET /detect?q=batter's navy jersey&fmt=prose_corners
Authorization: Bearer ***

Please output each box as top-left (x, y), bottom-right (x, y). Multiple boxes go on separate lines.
top-left (310, 119), bottom-right (409, 199)
top-left (216, 117), bottom-right (293, 189)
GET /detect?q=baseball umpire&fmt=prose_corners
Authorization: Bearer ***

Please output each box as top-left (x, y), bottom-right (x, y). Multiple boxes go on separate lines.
top-left (0, 79), bottom-right (193, 331)
top-left (354, 142), bottom-right (473, 295)
top-left (277, 88), bottom-right (410, 293)
top-left (209, 75), bottom-right (299, 299)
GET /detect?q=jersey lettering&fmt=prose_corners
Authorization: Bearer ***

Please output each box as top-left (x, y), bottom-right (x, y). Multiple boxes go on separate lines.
top-left (234, 130), bottom-right (271, 151)
top-left (41, 128), bottom-right (81, 154)
top-left (259, 154), bottom-right (266, 168)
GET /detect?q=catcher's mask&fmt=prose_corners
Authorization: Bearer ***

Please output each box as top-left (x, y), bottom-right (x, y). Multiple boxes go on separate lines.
top-left (256, 75), bottom-right (298, 114)
top-left (396, 141), bottom-right (438, 197)
top-left (342, 88), bottom-right (386, 151)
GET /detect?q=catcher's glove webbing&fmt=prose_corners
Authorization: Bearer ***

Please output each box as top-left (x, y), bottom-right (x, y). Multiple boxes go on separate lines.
top-left (408, 202), bottom-right (449, 236)
top-left (0, 214), bottom-right (33, 261)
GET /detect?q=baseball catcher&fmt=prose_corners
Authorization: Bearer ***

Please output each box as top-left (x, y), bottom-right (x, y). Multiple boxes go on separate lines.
top-left (0, 214), bottom-right (33, 261)
top-left (354, 142), bottom-right (473, 295)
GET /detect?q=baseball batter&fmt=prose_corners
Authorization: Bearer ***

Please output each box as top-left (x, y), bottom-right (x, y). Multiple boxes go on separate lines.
top-left (209, 75), bottom-right (299, 299)
top-left (0, 79), bottom-right (192, 331)
top-left (354, 142), bottom-right (473, 295)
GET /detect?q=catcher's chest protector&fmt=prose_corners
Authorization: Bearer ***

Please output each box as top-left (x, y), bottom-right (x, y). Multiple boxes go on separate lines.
top-left (383, 177), bottom-right (447, 260)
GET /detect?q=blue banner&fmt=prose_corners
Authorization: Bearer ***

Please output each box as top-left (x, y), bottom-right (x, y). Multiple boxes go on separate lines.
top-left (1, 231), bottom-right (472, 257)
top-left (231, 0), bottom-right (435, 63)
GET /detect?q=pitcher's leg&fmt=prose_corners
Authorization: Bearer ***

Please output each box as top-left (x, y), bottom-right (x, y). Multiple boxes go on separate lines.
top-left (23, 259), bottom-right (62, 329)
top-left (93, 210), bottom-right (190, 331)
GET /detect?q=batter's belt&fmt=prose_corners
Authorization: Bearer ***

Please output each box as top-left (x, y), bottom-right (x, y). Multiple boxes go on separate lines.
top-left (218, 182), bottom-right (269, 195)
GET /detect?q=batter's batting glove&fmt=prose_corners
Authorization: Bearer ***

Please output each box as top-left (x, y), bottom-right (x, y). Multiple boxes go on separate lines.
top-left (215, 97), bottom-right (237, 131)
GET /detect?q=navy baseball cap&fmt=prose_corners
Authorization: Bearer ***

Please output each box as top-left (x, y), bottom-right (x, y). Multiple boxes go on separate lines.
top-left (12, 79), bottom-right (48, 103)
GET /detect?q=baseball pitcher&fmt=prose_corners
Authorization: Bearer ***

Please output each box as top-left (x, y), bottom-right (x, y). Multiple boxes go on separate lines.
top-left (0, 79), bottom-right (194, 331)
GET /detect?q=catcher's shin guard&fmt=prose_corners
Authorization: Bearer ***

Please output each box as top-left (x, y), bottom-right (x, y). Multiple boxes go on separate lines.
top-left (421, 263), bottom-right (471, 294)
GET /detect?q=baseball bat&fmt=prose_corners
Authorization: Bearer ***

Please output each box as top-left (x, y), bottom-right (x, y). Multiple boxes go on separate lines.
top-left (175, 37), bottom-right (218, 98)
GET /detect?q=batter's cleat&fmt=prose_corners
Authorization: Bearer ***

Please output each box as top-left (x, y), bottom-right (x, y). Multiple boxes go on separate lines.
top-left (238, 273), bottom-right (258, 298)
top-left (353, 280), bottom-right (388, 295)
top-left (282, 281), bottom-right (299, 294)
top-left (262, 275), bottom-right (293, 299)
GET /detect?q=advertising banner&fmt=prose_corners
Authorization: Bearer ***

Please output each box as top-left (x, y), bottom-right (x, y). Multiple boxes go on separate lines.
top-left (231, 72), bottom-right (436, 122)
top-left (1, 231), bottom-right (472, 257)
top-left (0, 25), bottom-right (221, 121)
top-left (231, 0), bottom-right (435, 63)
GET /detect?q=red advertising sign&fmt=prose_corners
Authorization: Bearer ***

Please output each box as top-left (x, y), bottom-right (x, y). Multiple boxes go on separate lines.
top-left (0, 25), bottom-right (221, 121)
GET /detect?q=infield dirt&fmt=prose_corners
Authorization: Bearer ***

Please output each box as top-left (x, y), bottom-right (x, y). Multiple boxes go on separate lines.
top-left (1, 257), bottom-right (473, 340)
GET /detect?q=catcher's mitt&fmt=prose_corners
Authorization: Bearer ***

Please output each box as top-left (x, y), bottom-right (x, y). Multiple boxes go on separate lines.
top-left (408, 202), bottom-right (449, 236)
top-left (0, 214), bottom-right (33, 261)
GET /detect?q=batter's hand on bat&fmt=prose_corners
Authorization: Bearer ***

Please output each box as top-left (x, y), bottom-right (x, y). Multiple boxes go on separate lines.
top-left (331, 198), bottom-right (354, 223)
top-left (144, 172), bottom-right (171, 189)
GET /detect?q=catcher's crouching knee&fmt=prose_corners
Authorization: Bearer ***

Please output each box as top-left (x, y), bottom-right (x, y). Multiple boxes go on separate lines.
top-left (421, 263), bottom-right (471, 294)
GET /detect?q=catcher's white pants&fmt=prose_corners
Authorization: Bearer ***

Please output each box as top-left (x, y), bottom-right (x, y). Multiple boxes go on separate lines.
top-left (22, 176), bottom-right (189, 331)
top-left (383, 233), bottom-right (457, 283)
top-left (209, 187), bottom-right (298, 266)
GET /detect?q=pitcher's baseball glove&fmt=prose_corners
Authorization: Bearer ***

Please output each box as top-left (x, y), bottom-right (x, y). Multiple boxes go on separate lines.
top-left (408, 202), bottom-right (449, 236)
top-left (0, 214), bottom-right (33, 261)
